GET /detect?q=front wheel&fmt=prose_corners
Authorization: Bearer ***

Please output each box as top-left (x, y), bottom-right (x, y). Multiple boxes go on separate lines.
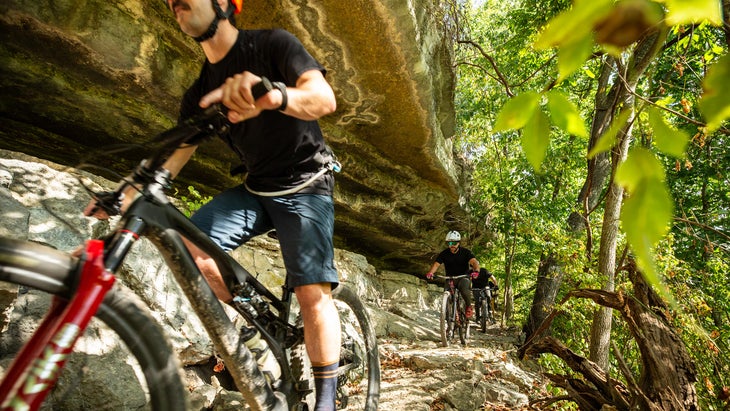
top-left (457, 296), bottom-right (469, 346)
top-left (332, 285), bottom-right (380, 410)
top-left (479, 299), bottom-right (488, 333)
top-left (486, 296), bottom-right (495, 324)
top-left (0, 237), bottom-right (187, 411)
top-left (439, 291), bottom-right (453, 347)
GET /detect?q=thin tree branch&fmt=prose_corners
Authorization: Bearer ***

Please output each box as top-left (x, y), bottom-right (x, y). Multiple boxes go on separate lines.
top-left (457, 39), bottom-right (515, 97)
top-left (674, 216), bottom-right (730, 242)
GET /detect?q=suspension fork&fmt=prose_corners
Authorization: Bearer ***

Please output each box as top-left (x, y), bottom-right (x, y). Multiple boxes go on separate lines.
top-left (0, 240), bottom-right (115, 411)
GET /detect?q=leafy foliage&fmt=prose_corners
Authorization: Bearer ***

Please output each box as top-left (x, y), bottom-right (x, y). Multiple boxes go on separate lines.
top-left (446, 0), bottom-right (729, 408)
top-left (175, 185), bottom-right (212, 217)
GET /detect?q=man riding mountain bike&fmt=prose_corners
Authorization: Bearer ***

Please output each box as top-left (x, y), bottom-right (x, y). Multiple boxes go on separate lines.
top-left (86, 1), bottom-right (341, 409)
top-left (471, 267), bottom-right (499, 320)
top-left (426, 231), bottom-right (480, 319)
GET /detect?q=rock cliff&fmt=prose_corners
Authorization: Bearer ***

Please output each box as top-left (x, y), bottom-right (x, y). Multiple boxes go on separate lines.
top-left (0, 0), bottom-right (468, 273)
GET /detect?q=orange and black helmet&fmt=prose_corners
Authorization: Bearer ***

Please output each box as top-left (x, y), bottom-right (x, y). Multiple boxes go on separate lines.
top-left (229, 0), bottom-right (243, 14)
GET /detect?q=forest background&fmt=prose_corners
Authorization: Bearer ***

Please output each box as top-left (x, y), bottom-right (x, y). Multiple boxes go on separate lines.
top-left (440, 0), bottom-right (729, 409)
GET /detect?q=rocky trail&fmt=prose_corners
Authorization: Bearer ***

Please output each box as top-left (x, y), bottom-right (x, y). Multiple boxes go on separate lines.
top-left (372, 309), bottom-right (546, 411)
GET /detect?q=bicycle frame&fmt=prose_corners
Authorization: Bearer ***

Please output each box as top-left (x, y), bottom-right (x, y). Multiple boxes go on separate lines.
top-left (106, 176), bottom-right (292, 410)
top-left (437, 274), bottom-right (469, 345)
top-left (0, 240), bottom-right (114, 410)
top-left (445, 278), bottom-right (462, 326)
top-left (473, 287), bottom-right (492, 309)
top-left (1, 170), bottom-right (293, 411)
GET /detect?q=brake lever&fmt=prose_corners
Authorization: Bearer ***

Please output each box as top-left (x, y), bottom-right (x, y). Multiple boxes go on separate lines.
top-left (89, 190), bottom-right (124, 216)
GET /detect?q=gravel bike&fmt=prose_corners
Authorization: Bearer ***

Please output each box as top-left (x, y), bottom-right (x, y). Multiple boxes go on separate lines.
top-left (473, 286), bottom-right (496, 333)
top-left (436, 275), bottom-right (470, 347)
top-left (0, 104), bottom-right (380, 411)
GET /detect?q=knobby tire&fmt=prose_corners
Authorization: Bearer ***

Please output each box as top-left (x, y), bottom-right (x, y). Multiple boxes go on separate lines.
top-left (0, 237), bottom-right (187, 411)
top-left (457, 295), bottom-right (468, 346)
top-left (479, 299), bottom-right (488, 333)
top-left (439, 291), bottom-right (452, 347)
top-left (331, 285), bottom-right (380, 410)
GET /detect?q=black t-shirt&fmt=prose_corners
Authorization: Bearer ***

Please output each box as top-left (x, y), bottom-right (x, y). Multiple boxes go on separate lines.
top-left (435, 247), bottom-right (476, 277)
top-left (472, 268), bottom-right (494, 289)
top-left (180, 29), bottom-right (333, 194)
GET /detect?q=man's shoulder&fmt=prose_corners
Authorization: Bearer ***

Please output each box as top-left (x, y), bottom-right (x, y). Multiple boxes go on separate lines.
top-left (242, 28), bottom-right (296, 44)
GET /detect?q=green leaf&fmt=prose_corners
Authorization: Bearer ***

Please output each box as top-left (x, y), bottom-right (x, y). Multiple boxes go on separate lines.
top-left (621, 177), bottom-right (677, 308)
top-left (616, 147), bottom-right (666, 193)
top-left (493, 92), bottom-right (541, 132)
top-left (647, 107), bottom-right (690, 158)
top-left (630, 238), bottom-right (678, 309)
top-left (534, 0), bottom-right (613, 49)
top-left (618, 147), bottom-right (678, 309)
top-left (547, 90), bottom-right (588, 137)
top-left (699, 54), bottom-right (730, 132)
top-left (587, 109), bottom-right (632, 159)
top-left (558, 34), bottom-right (594, 81)
top-left (666, 0), bottom-right (723, 25)
top-left (521, 109), bottom-right (550, 172)
top-left (621, 178), bottom-right (673, 251)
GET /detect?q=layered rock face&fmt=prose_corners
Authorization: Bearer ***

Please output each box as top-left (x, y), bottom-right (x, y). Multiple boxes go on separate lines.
top-left (0, 1), bottom-right (467, 273)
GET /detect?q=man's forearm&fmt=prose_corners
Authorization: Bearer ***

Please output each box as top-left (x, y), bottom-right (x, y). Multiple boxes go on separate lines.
top-left (162, 145), bottom-right (198, 179)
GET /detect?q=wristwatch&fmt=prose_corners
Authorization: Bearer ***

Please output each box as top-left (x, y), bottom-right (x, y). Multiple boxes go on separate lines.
top-left (251, 76), bottom-right (288, 111)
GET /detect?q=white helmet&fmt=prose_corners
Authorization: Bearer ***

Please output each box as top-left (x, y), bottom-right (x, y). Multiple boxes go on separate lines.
top-left (445, 231), bottom-right (461, 242)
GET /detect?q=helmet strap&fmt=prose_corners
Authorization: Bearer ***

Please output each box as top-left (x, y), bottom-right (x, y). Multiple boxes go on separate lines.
top-left (193, 0), bottom-right (234, 42)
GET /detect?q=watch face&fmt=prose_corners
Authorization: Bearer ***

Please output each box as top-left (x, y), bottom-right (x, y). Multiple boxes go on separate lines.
top-left (252, 77), bottom-right (273, 99)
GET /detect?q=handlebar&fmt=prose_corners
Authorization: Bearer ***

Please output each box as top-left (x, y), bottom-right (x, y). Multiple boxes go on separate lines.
top-left (142, 104), bottom-right (229, 173)
top-left (87, 76), bottom-right (283, 215)
top-left (88, 104), bottom-right (229, 216)
top-left (472, 284), bottom-right (498, 290)
top-left (433, 274), bottom-right (470, 281)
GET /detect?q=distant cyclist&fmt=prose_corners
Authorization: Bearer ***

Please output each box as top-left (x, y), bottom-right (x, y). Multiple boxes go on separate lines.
top-left (426, 231), bottom-right (480, 319)
top-left (472, 267), bottom-right (499, 319)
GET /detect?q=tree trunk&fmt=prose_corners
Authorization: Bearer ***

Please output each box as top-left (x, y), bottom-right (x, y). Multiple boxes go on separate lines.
top-left (589, 107), bottom-right (633, 368)
top-left (588, 28), bottom-right (667, 368)
top-left (521, 260), bottom-right (698, 410)
top-left (567, 55), bottom-right (616, 234)
top-left (722, 0), bottom-right (730, 46)
top-left (523, 252), bottom-right (563, 341)
top-left (502, 221), bottom-right (517, 322)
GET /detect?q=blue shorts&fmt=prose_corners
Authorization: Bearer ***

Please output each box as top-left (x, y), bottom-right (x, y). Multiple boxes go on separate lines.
top-left (190, 184), bottom-right (339, 289)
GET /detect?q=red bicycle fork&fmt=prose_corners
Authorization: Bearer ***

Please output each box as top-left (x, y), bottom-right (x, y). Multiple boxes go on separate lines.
top-left (0, 240), bottom-right (115, 411)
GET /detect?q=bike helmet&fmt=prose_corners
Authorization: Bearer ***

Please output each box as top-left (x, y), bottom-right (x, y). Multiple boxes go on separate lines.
top-left (445, 231), bottom-right (461, 242)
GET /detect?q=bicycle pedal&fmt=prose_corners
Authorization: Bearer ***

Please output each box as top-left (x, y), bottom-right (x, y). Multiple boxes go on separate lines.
top-left (295, 380), bottom-right (313, 391)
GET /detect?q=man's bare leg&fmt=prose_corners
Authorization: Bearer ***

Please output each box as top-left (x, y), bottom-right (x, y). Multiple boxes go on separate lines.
top-left (182, 238), bottom-right (341, 408)
top-left (295, 283), bottom-right (341, 411)
top-left (182, 237), bottom-right (233, 302)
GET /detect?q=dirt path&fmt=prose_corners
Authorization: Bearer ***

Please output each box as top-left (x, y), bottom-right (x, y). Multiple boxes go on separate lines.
top-left (373, 313), bottom-right (543, 411)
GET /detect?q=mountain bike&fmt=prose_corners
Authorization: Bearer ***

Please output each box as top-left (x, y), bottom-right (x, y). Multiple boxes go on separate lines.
top-left (473, 286), bottom-right (496, 333)
top-left (0, 104), bottom-right (380, 411)
top-left (436, 275), bottom-right (470, 347)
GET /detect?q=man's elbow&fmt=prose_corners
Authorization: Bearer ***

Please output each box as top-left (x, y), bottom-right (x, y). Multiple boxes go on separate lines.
top-left (321, 91), bottom-right (337, 116)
